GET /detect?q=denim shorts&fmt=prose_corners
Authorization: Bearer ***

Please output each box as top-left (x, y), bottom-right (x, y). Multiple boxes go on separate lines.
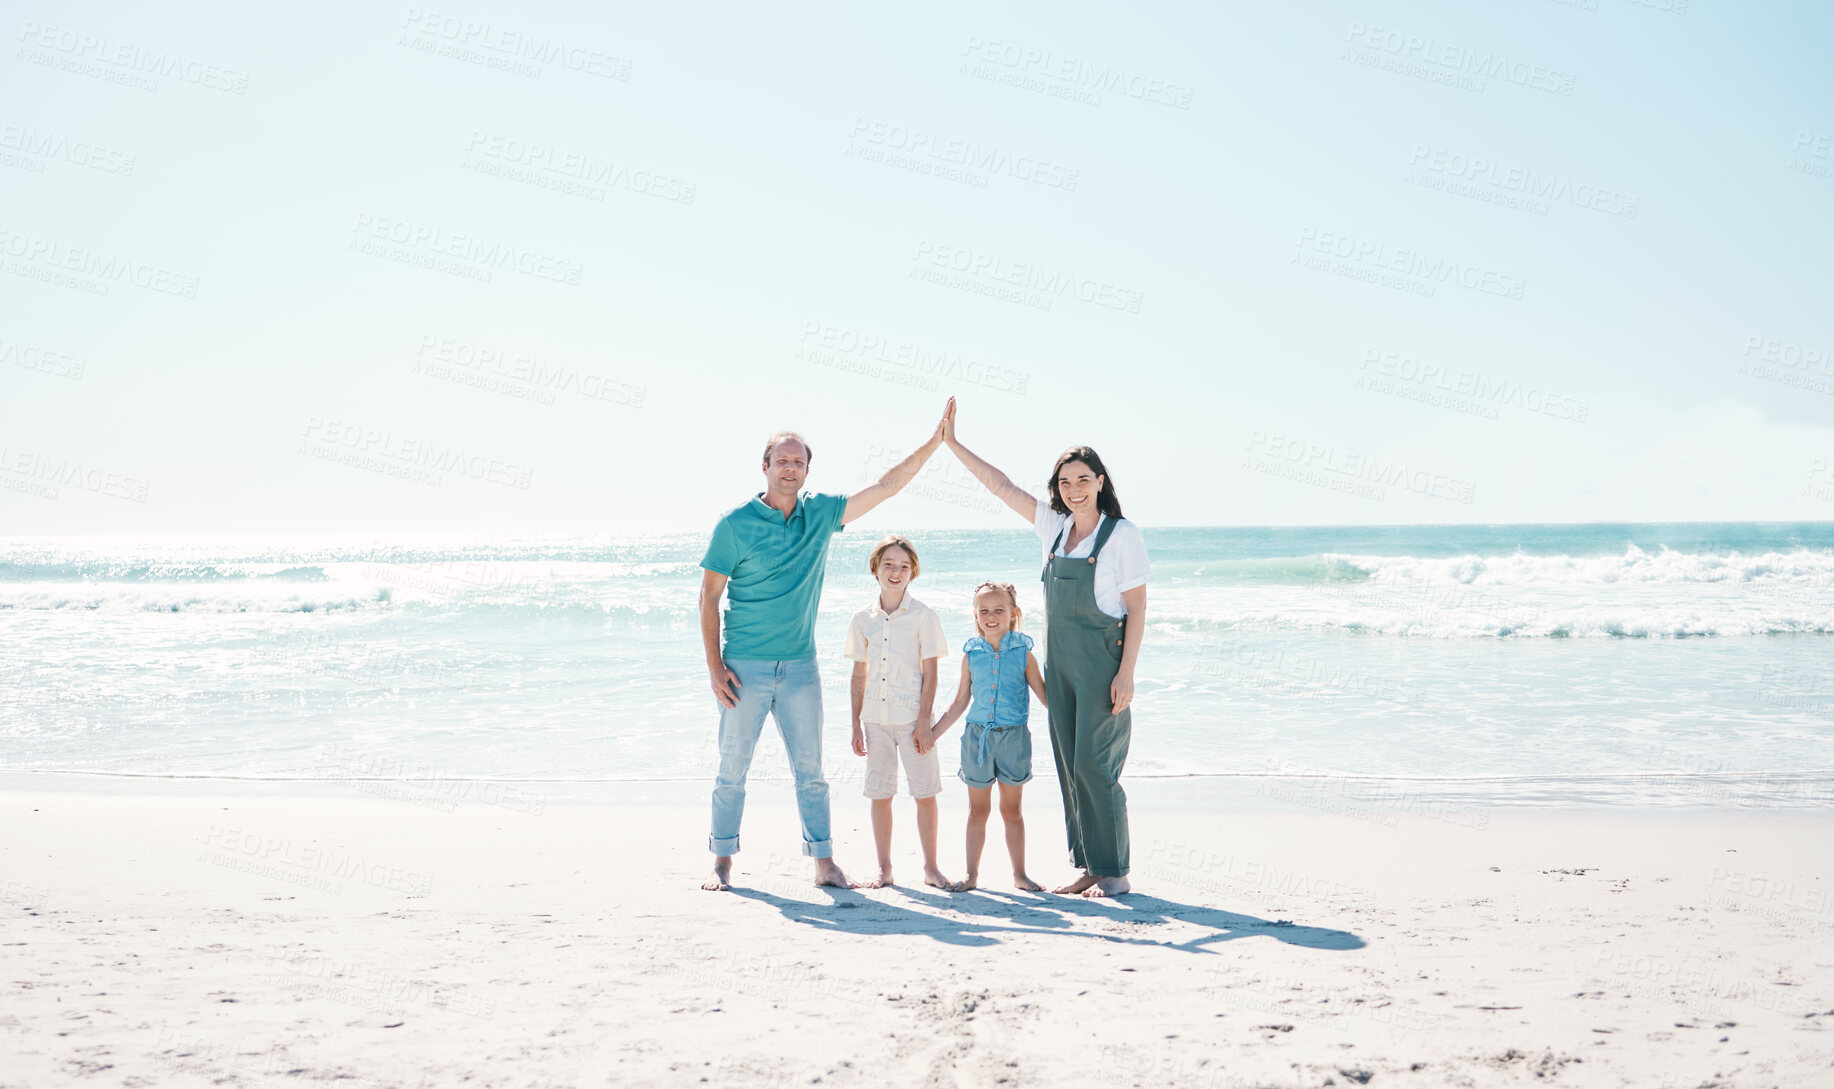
top-left (957, 721), bottom-right (1033, 788)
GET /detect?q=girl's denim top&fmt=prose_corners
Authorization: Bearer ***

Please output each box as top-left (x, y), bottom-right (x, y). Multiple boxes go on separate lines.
top-left (964, 631), bottom-right (1034, 728)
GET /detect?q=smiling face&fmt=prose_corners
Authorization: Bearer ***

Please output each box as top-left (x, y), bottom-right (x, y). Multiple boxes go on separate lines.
top-left (762, 438), bottom-right (809, 500)
top-left (1054, 459), bottom-right (1105, 518)
top-left (974, 587), bottom-right (1013, 637)
top-left (874, 544), bottom-right (915, 596)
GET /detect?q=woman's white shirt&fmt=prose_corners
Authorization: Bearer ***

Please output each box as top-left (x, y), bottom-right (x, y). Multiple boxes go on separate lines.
top-left (1033, 497), bottom-right (1150, 619)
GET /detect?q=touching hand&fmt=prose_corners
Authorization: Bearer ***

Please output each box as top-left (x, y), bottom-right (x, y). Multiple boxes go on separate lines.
top-left (851, 726), bottom-right (867, 757)
top-left (710, 665), bottom-right (741, 709)
top-left (913, 725), bottom-right (933, 755)
top-left (1110, 671), bottom-right (1134, 714)
top-left (939, 396), bottom-right (957, 445)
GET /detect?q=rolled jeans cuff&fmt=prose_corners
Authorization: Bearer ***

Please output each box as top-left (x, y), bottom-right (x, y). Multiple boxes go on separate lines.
top-left (709, 834), bottom-right (741, 856)
top-left (803, 838), bottom-right (833, 859)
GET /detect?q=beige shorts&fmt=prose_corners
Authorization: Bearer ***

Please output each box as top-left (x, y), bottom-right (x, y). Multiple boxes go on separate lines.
top-left (862, 721), bottom-right (942, 800)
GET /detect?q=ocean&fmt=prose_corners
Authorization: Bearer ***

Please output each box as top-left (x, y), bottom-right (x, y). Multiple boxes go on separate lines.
top-left (3, 523), bottom-right (1831, 810)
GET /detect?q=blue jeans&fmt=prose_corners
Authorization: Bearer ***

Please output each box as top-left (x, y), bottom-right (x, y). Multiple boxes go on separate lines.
top-left (709, 657), bottom-right (833, 858)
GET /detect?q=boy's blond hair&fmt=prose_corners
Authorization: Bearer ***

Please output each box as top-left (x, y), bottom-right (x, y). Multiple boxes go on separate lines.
top-left (973, 581), bottom-right (1023, 632)
top-left (868, 535), bottom-right (920, 579)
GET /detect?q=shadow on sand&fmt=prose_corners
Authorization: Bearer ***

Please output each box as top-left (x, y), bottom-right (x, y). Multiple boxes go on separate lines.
top-left (730, 883), bottom-right (1364, 952)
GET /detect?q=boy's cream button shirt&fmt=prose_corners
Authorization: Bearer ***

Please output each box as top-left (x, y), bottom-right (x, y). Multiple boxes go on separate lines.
top-left (844, 595), bottom-right (947, 727)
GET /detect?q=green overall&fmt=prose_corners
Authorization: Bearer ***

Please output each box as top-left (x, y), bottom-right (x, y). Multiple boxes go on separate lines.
top-left (1042, 516), bottom-right (1132, 878)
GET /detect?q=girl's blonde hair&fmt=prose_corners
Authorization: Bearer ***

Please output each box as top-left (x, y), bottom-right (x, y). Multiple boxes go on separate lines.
top-left (972, 581), bottom-right (1023, 632)
top-left (868, 535), bottom-right (920, 579)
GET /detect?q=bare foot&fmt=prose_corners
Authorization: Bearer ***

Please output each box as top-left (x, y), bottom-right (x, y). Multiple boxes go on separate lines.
top-left (701, 858), bottom-right (733, 892)
top-left (1053, 872), bottom-right (1099, 895)
top-left (814, 858), bottom-right (853, 888)
top-left (1013, 872), bottom-right (1044, 892)
top-left (862, 870), bottom-right (894, 889)
top-left (1083, 875), bottom-right (1131, 898)
top-left (924, 866), bottom-right (953, 889)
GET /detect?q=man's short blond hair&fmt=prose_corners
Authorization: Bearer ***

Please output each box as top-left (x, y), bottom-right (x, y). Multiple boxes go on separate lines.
top-left (761, 431), bottom-right (812, 468)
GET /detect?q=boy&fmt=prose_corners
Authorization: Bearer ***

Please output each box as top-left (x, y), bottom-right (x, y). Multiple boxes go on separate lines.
top-left (846, 534), bottom-right (950, 889)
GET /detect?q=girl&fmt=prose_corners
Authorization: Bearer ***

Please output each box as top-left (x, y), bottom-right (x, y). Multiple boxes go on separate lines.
top-left (931, 581), bottom-right (1048, 892)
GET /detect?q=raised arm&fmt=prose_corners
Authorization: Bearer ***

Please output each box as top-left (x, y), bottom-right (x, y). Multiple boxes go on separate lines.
top-left (940, 397), bottom-right (1037, 523)
top-left (842, 409), bottom-right (945, 524)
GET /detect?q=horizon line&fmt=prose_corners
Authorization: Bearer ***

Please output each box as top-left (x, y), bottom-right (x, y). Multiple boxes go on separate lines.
top-left (3, 518), bottom-right (1834, 541)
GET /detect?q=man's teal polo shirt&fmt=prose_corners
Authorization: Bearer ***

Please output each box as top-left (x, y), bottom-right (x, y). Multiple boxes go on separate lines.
top-left (701, 491), bottom-right (847, 661)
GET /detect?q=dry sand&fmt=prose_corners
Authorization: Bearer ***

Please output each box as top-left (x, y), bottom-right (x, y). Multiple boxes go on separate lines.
top-left (3, 773), bottom-right (1831, 1088)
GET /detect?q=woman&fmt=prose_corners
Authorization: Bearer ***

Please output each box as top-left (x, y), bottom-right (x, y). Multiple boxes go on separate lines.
top-left (940, 399), bottom-right (1149, 898)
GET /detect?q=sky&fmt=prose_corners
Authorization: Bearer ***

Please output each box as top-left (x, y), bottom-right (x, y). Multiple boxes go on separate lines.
top-left (3, 0), bottom-right (1832, 537)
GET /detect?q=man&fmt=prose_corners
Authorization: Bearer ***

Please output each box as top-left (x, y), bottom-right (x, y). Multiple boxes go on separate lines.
top-left (699, 408), bottom-right (946, 890)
